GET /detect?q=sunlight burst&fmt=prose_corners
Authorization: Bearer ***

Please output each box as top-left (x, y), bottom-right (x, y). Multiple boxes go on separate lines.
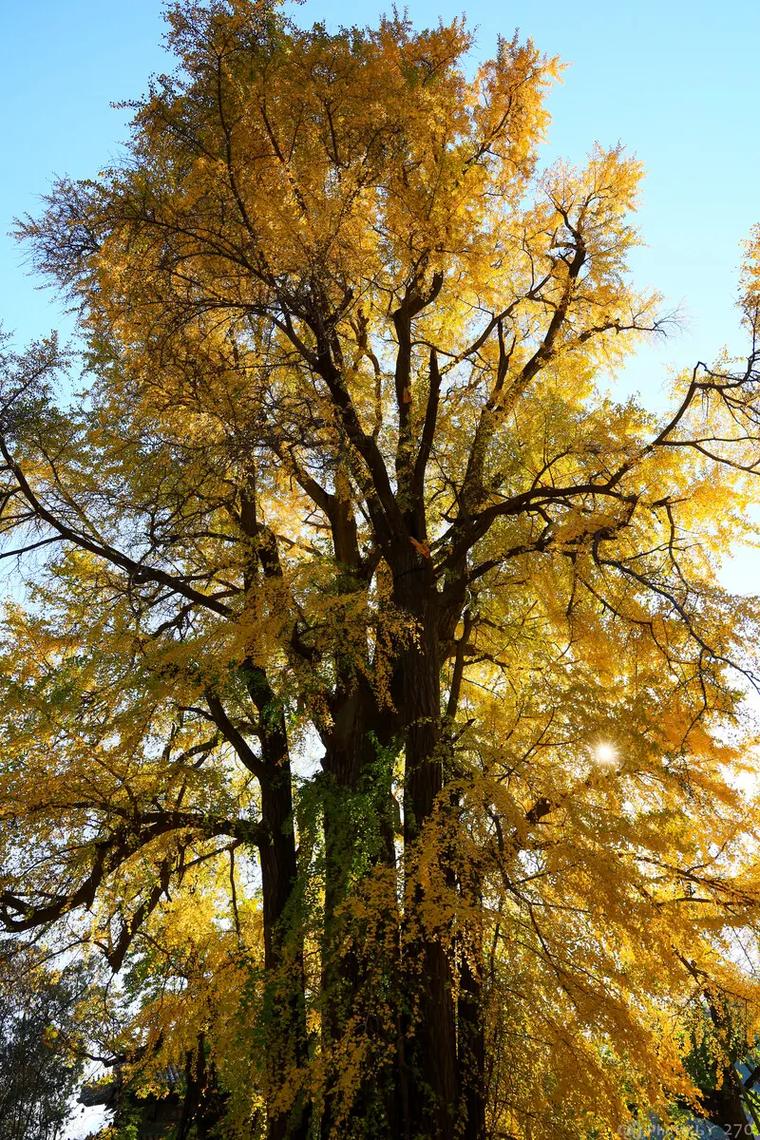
top-left (593, 742), bottom-right (618, 768)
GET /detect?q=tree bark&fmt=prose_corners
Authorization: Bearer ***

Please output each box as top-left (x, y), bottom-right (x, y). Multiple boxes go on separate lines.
top-left (702, 1075), bottom-right (751, 1137)
top-left (394, 550), bottom-right (461, 1138)
top-left (319, 676), bottom-right (402, 1137)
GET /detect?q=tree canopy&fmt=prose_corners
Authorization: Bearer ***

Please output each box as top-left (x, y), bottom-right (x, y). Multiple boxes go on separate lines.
top-left (3, 3), bottom-right (760, 1137)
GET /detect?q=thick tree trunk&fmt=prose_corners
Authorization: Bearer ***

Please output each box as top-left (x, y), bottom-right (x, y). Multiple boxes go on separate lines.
top-left (320, 680), bottom-right (402, 1138)
top-left (696, 993), bottom-right (753, 1140)
top-left (702, 1075), bottom-right (751, 1137)
top-left (394, 553), bottom-right (461, 1138)
top-left (312, 539), bottom-right (489, 1138)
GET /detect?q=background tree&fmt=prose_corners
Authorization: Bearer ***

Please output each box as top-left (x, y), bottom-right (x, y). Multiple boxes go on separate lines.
top-left (3, 2), bottom-right (760, 1137)
top-left (0, 943), bottom-right (87, 1140)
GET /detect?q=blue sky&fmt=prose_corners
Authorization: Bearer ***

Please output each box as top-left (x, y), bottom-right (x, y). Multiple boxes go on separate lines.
top-left (1, 0), bottom-right (759, 589)
top-left (2, 1), bottom-right (758, 382)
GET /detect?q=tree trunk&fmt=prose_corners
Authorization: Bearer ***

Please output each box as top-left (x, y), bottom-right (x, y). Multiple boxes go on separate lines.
top-left (320, 679), bottom-right (402, 1137)
top-left (259, 786), bottom-right (309, 1140)
top-left (459, 950), bottom-right (486, 1140)
top-left (246, 671), bottom-right (310, 1140)
top-left (394, 551), bottom-right (461, 1137)
top-left (702, 1074), bottom-right (751, 1137)
top-left (232, 497), bottom-right (310, 1137)
top-left (696, 992), bottom-right (753, 1140)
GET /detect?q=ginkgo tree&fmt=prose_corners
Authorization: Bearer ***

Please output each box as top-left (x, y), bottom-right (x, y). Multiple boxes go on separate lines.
top-left (3, 2), bottom-right (760, 1137)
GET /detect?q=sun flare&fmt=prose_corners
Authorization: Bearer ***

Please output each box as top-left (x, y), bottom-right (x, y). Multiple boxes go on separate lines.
top-left (593, 742), bottom-right (618, 768)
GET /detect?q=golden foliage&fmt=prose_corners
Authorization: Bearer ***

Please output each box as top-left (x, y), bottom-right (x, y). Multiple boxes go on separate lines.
top-left (2, 3), bottom-right (760, 1137)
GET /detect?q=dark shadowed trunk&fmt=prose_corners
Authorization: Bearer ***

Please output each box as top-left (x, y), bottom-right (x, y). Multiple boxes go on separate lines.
top-left (246, 668), bottom-right (311, 1140)
top-left (319, 673), bottom-right (403, 1138)
top-left (210, 664), bottom-right (309, 1140)
top-left (310, 482), bottom-right (404, 1136)
top-left (393, 547), bottom-right (461, 1138)
top-left (230, 493), bottom-right (311, 1139)
top-left (701, 1073), bottom-right (751, 1138)
top-left (459, 948), bottom-right (487, 1140)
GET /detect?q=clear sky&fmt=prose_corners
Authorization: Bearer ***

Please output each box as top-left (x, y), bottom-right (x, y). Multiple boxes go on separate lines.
top-left (1, 0), bottom-right (759, 592)
top-left (3, 1), bottom-right (759, 379)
